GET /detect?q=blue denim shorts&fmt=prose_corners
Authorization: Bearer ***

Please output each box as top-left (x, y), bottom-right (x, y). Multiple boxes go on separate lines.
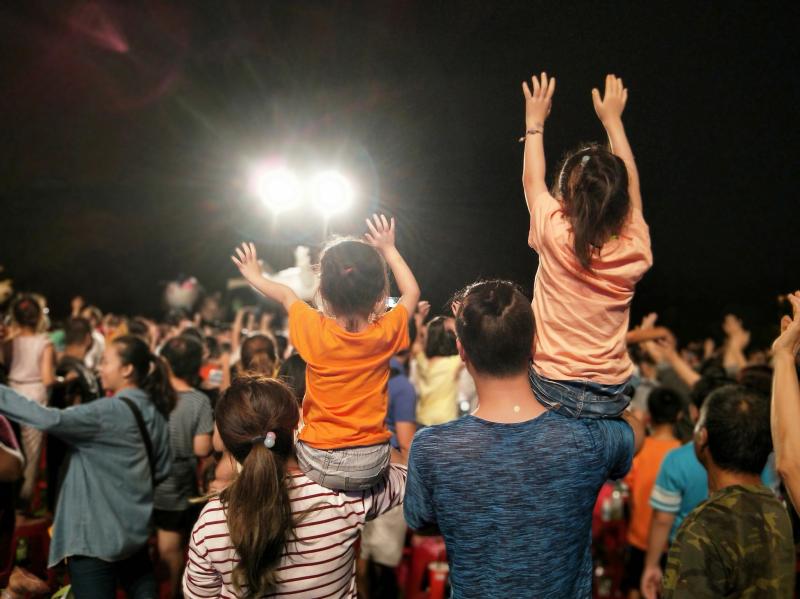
top-left (528, 365), bottom-right (631, 418)
top-left (296, 440), bottom-right (391, 491)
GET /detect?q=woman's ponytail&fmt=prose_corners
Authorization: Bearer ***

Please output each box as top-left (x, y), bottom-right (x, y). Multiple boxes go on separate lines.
top-left (144, 353), bottom-right (177, 417)
top-left (216, 376), bottom-right (299, 597)
top-left (112, 335), bottom-right (176, 416)
top-left (223, 441), bottom-right (293, 596)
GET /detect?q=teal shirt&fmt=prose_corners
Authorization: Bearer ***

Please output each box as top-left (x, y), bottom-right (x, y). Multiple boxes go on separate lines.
top-left (0, 385), bottom-right (171, 566)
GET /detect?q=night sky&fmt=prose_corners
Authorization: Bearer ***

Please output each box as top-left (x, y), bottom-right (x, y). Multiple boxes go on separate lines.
top-left (1, 2), bottom-right (797, 347)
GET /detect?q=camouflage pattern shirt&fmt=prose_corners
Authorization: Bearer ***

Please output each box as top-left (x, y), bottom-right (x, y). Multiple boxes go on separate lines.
top-left (662, 484), bottom-right (794, 598)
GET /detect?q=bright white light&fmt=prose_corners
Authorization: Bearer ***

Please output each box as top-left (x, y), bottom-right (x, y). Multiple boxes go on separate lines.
top-left (254, 168), bottom-right (301, 213)
top-left (311, 171), bottom-right (353, 216)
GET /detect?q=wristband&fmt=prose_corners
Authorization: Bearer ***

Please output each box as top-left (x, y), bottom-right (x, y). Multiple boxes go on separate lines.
top-left (518, 128), bottom-right (544, 142)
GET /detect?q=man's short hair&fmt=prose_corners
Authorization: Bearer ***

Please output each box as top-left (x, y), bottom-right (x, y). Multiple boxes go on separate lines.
top-left (703, 385), bottom-right (772, 475)
top-left (161, 336), bottom-right (203, 383)
top-left (453, 280), bottom-right (533, 377)
top-left (64, 317), bottom-right (93, 347)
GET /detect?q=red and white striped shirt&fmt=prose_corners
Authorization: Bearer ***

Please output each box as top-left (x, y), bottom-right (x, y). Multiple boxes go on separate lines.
top-left (183, 465), bottom-right (407, 598)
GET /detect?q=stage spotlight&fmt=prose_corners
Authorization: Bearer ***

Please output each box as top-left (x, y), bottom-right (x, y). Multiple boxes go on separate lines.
top-left (311, 171), bottom-right (353, 216)
top-left (254, 168), bottom-right (301, 213)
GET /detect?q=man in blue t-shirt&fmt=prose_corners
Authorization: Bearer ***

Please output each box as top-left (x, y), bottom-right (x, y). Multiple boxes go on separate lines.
top-left (404, 280), bottom-right (644, 599)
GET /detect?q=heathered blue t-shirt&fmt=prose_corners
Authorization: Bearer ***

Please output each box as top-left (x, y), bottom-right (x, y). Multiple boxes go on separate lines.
top-left (404, 410), bottom-right (633, 599)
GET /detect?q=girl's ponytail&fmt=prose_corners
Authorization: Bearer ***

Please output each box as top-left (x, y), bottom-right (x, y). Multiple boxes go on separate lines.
top-left (557, 145), bottom-right (630, 271)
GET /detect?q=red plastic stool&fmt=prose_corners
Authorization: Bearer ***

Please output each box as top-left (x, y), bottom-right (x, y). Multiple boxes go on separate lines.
top-left (404, 535), bottom-right (447, 599)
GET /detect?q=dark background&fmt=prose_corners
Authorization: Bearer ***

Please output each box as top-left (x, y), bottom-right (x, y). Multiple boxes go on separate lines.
top-left (1, 1), bottom-right (797, 347)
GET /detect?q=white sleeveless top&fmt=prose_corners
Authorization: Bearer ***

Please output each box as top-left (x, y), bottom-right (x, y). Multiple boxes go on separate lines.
top-left (8, 334), bottom-right (50, 385)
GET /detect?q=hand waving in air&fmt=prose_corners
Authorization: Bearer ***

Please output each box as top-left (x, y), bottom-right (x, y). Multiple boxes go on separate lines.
top-left (773, 291), bottom-right (800, 357)
top-left (364, 214), bottom-right (396, 255)
top-left (231, 243), bottom-right (264, 286)
top-left (592, 74), bottom-right (628, 125)
top-left (522, 72), bottom-right (556, 128)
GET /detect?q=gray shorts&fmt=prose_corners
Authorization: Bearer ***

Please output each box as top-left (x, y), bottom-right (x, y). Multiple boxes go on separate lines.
top-left (295, 440), bottom-right (391, 491)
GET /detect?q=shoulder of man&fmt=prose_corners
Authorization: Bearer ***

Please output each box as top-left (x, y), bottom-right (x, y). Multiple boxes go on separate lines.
top-left (670, 487), bottom-right (791, 582)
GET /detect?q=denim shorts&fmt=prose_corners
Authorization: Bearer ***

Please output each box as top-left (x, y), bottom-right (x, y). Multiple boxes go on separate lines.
top-left (528, 365), bottom-right (631, 418)
top-left (295, 440), bottom-right (391, 491)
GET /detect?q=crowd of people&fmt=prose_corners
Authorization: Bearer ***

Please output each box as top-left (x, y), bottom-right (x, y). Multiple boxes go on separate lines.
top-left (0, 72), bottom-right (797, 599)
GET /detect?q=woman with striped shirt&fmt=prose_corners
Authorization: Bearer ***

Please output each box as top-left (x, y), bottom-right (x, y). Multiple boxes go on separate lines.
top-left (184, 376), bottom-right (406, 599)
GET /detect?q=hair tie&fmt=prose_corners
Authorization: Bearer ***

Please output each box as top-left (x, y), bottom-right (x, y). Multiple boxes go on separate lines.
top-left (251, 432), bottom-right (277, 449)
top-left (580, 155), bottom-right (591, 166)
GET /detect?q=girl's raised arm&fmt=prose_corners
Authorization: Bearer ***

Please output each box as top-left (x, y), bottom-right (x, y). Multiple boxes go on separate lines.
top-left (592, 74), bottom-right (642, 213)
top-left (521, 72), bottom-right (556, 208)
top-left (231, 243), bottom-right (299, 312)
top-left (365, 214), bottom-right (420, 315)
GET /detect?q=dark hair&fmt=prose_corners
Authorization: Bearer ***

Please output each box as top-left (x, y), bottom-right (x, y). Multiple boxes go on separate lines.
top-left (319, 239), bottom-right (388, 318)
top-left (453, 280), bottom-right (533, 377)
top-left (64, 317), bottom-right (93, 348)
top-left (690, 367), bottom-right (733, 410)
top-left (241, 334), bottom-right (278, 375)
top-left (161, 336), bottom-right (203, 384)
top-left (112, 335), bottom-right (176, 417)
top-left (181, 326), bottom-right (205, 345)
top-left (165, 308), bottom-right (191, 327)
top-left (424, 317), bottom-right (458, 358)
top-left (127, 318), bottom-right (150, 341)
top-left (647, 387), bottom-right (683, 426)
top-left (737, 364), bottom-right (773, 398)
top-left (702, 385), bottom-right (772, 475)
top-left (205, 335), bottom-right (222, 360)
top-left (277, 353), bottom-right (307, 407)
top-left (556, 144), bottom-right (630, 270)
top-left (12, 294), bottom-right (42, 329)
top-left (274, 334), bottom-right (288, 362)
top-left (216, 376), bottom-right (299, 596)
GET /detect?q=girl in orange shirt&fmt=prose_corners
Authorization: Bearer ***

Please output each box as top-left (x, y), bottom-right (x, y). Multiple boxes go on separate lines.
top-left (232, 214), bottom-right (420, 490)
top-left (520, 73), bottom-right (653, 418)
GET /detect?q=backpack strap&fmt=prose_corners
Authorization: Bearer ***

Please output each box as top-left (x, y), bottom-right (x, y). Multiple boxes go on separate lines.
top-left (119, 396), bottom-right (156, 488)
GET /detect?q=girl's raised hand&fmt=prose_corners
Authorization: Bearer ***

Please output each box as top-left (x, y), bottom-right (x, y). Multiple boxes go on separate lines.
top-left (522, 72), bottom-right (556, 128)
top-left (592, 74), bottom-right (628, 125)
top-left (364, 214), bottom-right (396, 253)
top-left (231, 242), bottom-right (263, 284)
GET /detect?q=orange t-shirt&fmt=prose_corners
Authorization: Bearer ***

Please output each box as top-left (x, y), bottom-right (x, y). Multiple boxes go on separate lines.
top-left (288, 301), bottom-right (410, 449)
top-left (528, 191), bottom-right (653, 384)
top-left (624, 436), bottom-right (682, 550)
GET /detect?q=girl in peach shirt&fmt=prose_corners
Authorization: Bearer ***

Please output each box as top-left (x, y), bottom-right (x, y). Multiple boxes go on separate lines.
top-left (520, 73), bottom-right (652, 418)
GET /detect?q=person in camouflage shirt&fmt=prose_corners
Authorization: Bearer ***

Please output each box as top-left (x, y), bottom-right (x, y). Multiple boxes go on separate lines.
top-left (660, 385), bottom-right (794, 599)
